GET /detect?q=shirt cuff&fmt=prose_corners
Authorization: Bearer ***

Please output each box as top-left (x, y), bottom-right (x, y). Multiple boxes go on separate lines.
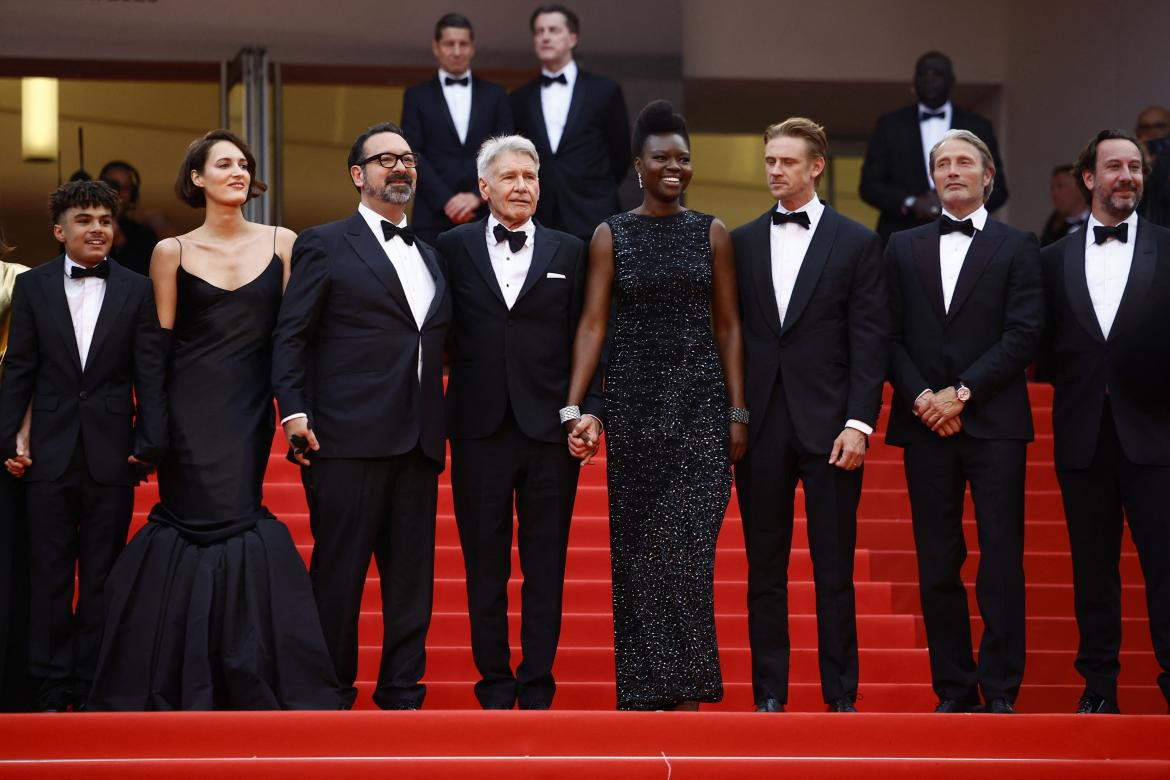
top-left (845, 419), bottom-right (873, 436)
top-left (912, 388), bottom-right (932, 413)
top-left (280, 412), bottom-right (308, 425)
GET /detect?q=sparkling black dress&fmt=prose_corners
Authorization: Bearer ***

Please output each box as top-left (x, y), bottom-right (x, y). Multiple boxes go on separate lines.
top-left (604, 210), bottom-right (732, 710)
top-left (88, 250), bottom-right (343, 710)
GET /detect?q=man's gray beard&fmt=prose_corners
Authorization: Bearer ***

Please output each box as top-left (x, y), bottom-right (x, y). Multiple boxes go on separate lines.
top-left (365, 179), bottom-right (414, 205)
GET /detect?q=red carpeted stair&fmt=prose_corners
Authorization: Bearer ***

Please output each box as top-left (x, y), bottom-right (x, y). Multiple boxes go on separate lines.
top-left (2, 383), bottom-right (1166, 776)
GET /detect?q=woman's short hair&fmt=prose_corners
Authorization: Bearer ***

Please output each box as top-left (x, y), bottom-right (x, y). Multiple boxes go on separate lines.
top-left (175, 129), bottom-right (267, 208)
top-left (631, 100), bottom-right (689, 157)
top-left (477, 135), bottom-right (540, 179)
top-left (928, 128), bottom-right (996, 202)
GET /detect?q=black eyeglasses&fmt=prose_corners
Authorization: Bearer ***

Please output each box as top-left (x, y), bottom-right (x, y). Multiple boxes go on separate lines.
top-left (358, 152), bottom-right (420, 169)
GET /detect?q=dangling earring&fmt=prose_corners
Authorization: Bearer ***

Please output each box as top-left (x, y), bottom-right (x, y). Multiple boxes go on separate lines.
top-left (636, 170), bottom-right (643, 189)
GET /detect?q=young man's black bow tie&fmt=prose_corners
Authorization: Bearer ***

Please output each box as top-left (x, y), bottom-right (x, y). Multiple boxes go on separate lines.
top-left (444, 76), bottom-right (469, 86)
top-left (381, 221), bottom-right (415, 246)
top-left (540, 73), bottom-right (568, 87)
top-left (939, 216), bottom-right (976, 237)
top-left (70, 261), bottom-right (110, 279)
top-left (772, 211), bottom-right (811, 229)
top-left (1093, 223), bottom-right (1129, 244)
top-left (493, 224), bottom-right (527, 252)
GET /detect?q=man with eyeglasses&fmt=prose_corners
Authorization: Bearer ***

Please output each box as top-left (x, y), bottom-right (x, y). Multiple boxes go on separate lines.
top-left (272, 122), bottom-right (451, 710)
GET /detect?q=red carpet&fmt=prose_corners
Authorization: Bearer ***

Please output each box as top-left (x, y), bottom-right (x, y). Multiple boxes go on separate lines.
top-left (2, 383), bottom-right (1166, 775)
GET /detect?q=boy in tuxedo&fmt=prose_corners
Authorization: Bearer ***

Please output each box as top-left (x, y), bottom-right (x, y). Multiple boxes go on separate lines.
top-left (0, 180), bottom-right (167, 710)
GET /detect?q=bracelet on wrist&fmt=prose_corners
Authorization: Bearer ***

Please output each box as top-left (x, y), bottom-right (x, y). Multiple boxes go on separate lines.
top-left (558, 405), bottom-right (582, 424)
top-left (729, 407), bottom-right (750, 425)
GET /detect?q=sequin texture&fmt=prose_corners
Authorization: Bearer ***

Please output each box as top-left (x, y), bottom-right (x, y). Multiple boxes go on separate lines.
top-left (604, 209), bottom-right (731, 710)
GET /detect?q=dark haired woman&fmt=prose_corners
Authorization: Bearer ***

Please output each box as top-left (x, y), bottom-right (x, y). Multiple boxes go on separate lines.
top-left (88, 130), bottom-right (342, 710)
top-left (564, 101), bottom-right (747, 710)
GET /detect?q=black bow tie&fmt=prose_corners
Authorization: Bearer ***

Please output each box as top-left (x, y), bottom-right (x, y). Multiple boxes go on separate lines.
top-left (493, 223), bottom-right (528, 253)
top-left (381, 220), bottom-right (415, 246)
top-left (540, 73), bottom-right (568, 87)
top-left (444, 76), bottom-right (469, 87)
top-left (920, 110), bottom-right (946, 121)
top-left (939, 216), bottom-right (976, 237)
top-left (772, 210), bottom-right (811, 229)
top-left (1093, 223), bottom-right (1129, 245)
top-left (70, 260), bottom-right (110, 280)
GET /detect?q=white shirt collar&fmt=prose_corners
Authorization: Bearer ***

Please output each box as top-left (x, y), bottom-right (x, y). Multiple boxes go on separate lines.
top-left (941, 205), bottom-right (988, 231)
top-left (541, 59), bottom-right (577, 82)
top-left (775, 193), bottom-right (825, 226)
top-left (486, 214), bottom-right (535, 241)
top-left (438, 68), bottom-right (471, 84)
top-left (358, 202), bottom-right (408, 240)
top-left (1085, 209), bottom-right (1139, 246)
top-left (918, 101), bottom-right (952, 120)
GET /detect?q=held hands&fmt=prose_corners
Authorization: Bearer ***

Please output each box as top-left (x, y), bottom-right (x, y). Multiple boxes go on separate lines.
top-left (729, 422), bottom-right (747, 464)
top-left (566, 416), bottom-right (602, 466)
top-left (283, 416), bottom-right (320, 467)
top-left (829, 427), bottom-right (867, 470)
top-left (444, 192), bottom-right (482, 224)
top-left (915, 388), bottom-right (965, 438)
top-left (4, 427), bottom-right (32, 478)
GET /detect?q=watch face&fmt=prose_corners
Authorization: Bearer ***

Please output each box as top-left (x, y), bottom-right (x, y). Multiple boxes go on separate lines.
top-left (956, 386), bottom-right (971, 402)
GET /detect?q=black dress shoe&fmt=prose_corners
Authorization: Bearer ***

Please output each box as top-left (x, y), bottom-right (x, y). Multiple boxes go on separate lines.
top-left (384, 701), bottom-right (421, 710)
top-left (827, 696), bottom-right (857, 712)
top-left (984, 697), bottom-right (1014, 714)
top-left (754, 697), bottom-right (784, 713)
top-left (1075, 691), bottom-right (1120, 714)
top-left (934, 698), bottom-right (975, 713)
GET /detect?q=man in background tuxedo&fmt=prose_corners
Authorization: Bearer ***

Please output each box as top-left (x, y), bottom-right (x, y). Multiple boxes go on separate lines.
top-left (861, 51), bottom-right (1009, 243)
top-left (437, 135), bottom-right (597, 710)
top-left (1039, 129), bottom-right (1170, 714)
top-left (1040, 164), bottom-right (1090, 247)
top-left (401, 13), bottom-right (514, 245)
top-left (272, 123), bottom-right (450, 710)
top-left (886, 129), bottom-right (1042, 714)
top-left (0, 180), bottom-right (167, 711)
top-left (510, 4), bottom-right (630, 241)
top-left (1135, 106), bottom-right (1170, 228)
top-left (731, 118), bottom-right (889, 714)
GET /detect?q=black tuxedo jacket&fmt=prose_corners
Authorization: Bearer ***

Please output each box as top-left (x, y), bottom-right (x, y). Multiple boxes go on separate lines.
top-left (401, 75), bottom-right (514, 237)
top-left (860, 105), bottom-right (1009, 240)
top-left (510, 70), bottom-right (630, 239)
top-left (437, 218), bottom-right (601, 444)
top-left (271, 213), bottom-right (451, 467)
top-left (731, 204), bottom-right (889, 453)
top-left (0, 256), bottom-right (167, 484)
top-left (1039, 219), bottom-right (1170, 470)
top-left (886, 217), bottom-right (1042, 447)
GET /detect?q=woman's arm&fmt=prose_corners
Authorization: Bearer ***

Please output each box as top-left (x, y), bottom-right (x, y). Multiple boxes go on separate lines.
top-left (710, 218), bottom-right (747, 463)
top-left (149, 238), bottom-right (181, 329)
top-left (276, 226), bottom-right (297, 291)
top-left (565, 223), bottom-right (615, 462)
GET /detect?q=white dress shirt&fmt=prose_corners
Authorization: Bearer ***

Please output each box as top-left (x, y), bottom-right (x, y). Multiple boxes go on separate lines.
top-left (486, 215), bottom-right (535, 309)
top-left (439, 68), bottom-right (472, 145)
top-left (63, 255), bottom-right (107, 370)
top-left (939, 206), bottom-right (987, 313)
top-left (769, 195), bottom-right (872, 436)
top-left (918, 101), bottom-right (952, 190)
top-left (540, 59), bottom-right (577, 153)
top-left (1084, 211), bottom-right (1138, 339)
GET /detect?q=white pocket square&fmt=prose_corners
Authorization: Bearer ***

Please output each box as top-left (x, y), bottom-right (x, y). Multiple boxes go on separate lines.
top-left (546, 272), bottom-right (566, 279)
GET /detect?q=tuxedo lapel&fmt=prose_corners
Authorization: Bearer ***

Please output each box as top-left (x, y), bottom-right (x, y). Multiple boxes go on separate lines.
top-left (903, 107), bottom-right (930, 194)
top-left (912, 227), bottom-right (947, 323)
top-left (84, 261), bottom-right (131, 373)
top-left (1062, 232), bottom-right (1105, 343)
top-left (462, 220), bottom-right (506, 305)
top-left (40, 258), bottom-right (82, 375)
top-left (945, 220), bottom-right (1005, 322)
top-left (418, 241), bottom-right (447, 325)
top-left (1108, 218), bottom-right (1156, 342)
top-left (559, 72), bottom-right (589, 152)
top-left (515, 224), bottom-right (559, 304)
top-left (748, 211), bottom-right (782, 339)
top-left (429, 77), bottom-right (462, 147)
top-left (466, 76), bottom-right (491, 150)
top-left (781, 204), bottom-right (837, 333)
top-left (344, 213), bottom-right (412, 318)
top-left (527, 84), bottom-right (553, 155)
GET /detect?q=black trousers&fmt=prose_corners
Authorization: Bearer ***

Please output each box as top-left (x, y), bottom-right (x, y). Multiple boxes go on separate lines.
top-left (903, 433), bottom-right (1027, 704)
top-left (0, 469), bottom-right (35, 710)
top-left (735, 376), bottom-right (861, 704)
top-left (450, 412), bottom-right (580, 709)
top-left (1057, 399), bottom-right (1170, 707)
top-left (25, 440), bottom-right (133, 708)
top-left (306, 448), bottom-right (438, 709)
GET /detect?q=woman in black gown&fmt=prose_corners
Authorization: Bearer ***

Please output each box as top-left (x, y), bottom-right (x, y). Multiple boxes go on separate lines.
top-left (88, 130), bottom-right (342, 710)
top-left (564, 101), bottom-right (748, 710)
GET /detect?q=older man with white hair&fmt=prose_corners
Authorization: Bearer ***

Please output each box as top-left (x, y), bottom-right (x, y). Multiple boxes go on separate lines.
top-left (436, 134), bottom-right (599, 710)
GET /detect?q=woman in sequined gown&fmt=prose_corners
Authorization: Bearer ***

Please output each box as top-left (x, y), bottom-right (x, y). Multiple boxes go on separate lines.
top-left (88, 130), bottom-right (342, 710)
top-left (565, 101), bottom-right (747, 710)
